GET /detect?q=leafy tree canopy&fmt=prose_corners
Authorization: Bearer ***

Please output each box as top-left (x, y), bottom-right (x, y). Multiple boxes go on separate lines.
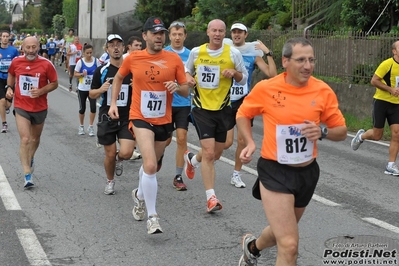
top-left (40, 0), bottom-right (63, 32)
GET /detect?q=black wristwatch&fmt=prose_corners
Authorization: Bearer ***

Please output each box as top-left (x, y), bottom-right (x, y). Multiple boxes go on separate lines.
top-left (319, 126), bottom-right (328, 140)
top-left (265, 51), bottom-right (273, 57)
top-left (5, 85), bottom-right (14, 91)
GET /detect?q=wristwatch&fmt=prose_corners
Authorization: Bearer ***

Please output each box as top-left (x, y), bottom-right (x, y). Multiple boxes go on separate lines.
top-left (5, 85), bottom-right (14, 91)
top-left (319, 126), bottom-right (328, 140)
top-left (265, 51), bottom-right (273, 57)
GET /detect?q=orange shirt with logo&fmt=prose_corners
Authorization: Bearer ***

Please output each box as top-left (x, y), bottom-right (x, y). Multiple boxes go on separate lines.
top-left (119, 49), bottom-right (187, 125)
top-left (237, 73), bottom-right (346, 161)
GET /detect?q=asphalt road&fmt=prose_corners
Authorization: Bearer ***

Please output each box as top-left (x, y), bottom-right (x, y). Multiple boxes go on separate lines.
top-left (0, 64), bottom-right (398, 266)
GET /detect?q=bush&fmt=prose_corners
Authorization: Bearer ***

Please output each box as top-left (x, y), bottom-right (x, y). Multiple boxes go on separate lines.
top-left (253, 12), bottom-right (274, 30)
top-left (276, 11), bottom-right (291, 29)
top-left (352, 64), bottom-right (376, 84)
top-left (20, 29), bottom-right (43, 35)
top-left (243, 11), bottom-right (262, 28)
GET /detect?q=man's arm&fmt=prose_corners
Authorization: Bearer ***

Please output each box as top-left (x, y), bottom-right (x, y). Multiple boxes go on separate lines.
top-left (371, 74), bottom-right (396, 94)
top-left (255, 56), bottom-right (277, 78)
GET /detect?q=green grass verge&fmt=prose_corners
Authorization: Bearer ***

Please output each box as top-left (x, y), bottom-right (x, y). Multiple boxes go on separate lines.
top-left (344, 113), bottom-right (391, 141)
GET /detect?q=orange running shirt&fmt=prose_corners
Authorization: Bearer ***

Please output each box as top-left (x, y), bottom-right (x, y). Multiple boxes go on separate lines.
top-left (119, 49), bottom-right (187, 125)
top-left (237, 73), bottom-right (346, 162)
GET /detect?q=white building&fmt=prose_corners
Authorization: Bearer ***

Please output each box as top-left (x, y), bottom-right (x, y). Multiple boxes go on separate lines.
top-left (11, 0), bottom-right (41, 23)
top-left (77, 0), bottom-right (141, 56)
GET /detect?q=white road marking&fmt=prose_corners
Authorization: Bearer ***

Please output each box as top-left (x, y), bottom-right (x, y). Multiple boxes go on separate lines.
top-left (0, 166), bottom-right (21, 210)
top-left (16, 229), bottom-right (52, 266)
top-left (311, 194), bottom-right (341, 207)
top-left (362, 217), bottom-right (399, 234)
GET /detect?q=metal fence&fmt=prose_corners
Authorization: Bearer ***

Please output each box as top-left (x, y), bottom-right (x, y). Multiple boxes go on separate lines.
top-left (184, 30), bottom-right (399, 84)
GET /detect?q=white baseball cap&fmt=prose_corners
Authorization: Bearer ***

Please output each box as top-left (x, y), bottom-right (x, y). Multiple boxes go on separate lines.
top-left (230, 23), bottom-right (248, 32)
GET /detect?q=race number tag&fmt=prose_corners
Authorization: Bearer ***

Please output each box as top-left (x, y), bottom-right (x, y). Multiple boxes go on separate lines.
top-left (276, 124), bottom-right (314, 164)
top-left (84, 75), bottom-right (93, 86)
top-left (197, 65), bottom-right (220, 89)
top-left (230, 80), bottom-right (248, 101)
top-left (19, 75), bottom-right (39, 97)
top-left (76, 50), bottom-right (82, 58)
top-left (140, 90), bottom-right (166, 118)
top-left (107, 84), bottom-right (129, 107)
top-left (396, 76), bottom-right (399, 87)
top-left (41, 44), bottom-right (46, 50)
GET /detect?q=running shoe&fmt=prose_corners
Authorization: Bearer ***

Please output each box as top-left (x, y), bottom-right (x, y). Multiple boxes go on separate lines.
top-left (96, 138), bottom-right (102, 148)
top-left (207, 195), bottom-right (222, 213)
top-left (115, 152), bottom-right (123, 176)
top-left (384, 163), bottom-right (399, 176)
top-left (132, 188), bottom-right (146, 221)
top-left (130, 150), bottom-right (142, 160)
top-left (173, 174), bottom-right (187, 191)
top-left (87, 126), bottom-right (95, 137)
top-left (183, 150), bottom-right (196, 179)
top-left (231, 173), bottom-right (246, 188)
top-left (78, 126), bottom-right (85, 135)
top-left (147, 215), bottom-right (163, 234)
top-left (5, 108), bottom-right (10, 114)
top-left (1, 122), bottom-right (8, 133)
top-left (104, 180), bottom-right (115, 195)
top-left (351, 129), bottom-right (365, 151)
top-left (157, 154), bottom-right (164, 172)
top-left (68, 84), bottom-right (72, 92)
top-left (24, 173), bottom-right (34, 189)
top-left (30, 157), bottom-right (34, 174)
top-left (238, 234), bottom-right (260, 266)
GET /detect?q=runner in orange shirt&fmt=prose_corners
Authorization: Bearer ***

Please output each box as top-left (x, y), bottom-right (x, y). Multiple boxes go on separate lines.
top-left (108, 17), bottom-right (189, 235)
top-left (236, 37), bottom-right (347, 266)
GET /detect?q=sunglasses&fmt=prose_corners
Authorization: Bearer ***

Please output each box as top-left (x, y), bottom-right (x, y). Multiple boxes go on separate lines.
top-left (169, 21), bottom-right (186, 28)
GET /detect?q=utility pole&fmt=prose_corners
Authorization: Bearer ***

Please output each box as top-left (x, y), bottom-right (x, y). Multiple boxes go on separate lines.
top-left (22, 0), bottom-right (25, 21)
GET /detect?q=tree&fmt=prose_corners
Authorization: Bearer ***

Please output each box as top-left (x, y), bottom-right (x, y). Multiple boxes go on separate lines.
top-left (53, 14), bottom-right (66, 37)
top-left (63, 0), bottom-right (77, 29)
top-left (341, 0), bottom-right (399, 31)
top-left (40, 0), bottom-right (63, 32)
top-left (24, 2), bottom-right (41, 29)
top-left (0, 0), bottom-right (11, 25)
top-left (133, 0), bottom-right (195, 26)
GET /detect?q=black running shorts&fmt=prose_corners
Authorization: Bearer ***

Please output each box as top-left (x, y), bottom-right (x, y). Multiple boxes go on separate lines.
top-left (252, 158), bottom-right (320, 208)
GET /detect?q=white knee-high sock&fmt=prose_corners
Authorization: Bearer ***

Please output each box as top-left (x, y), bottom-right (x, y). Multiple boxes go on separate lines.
top-left (137, 165), bottom-right (144, 200)
top-left (141, 171), bottom-right (158, 217)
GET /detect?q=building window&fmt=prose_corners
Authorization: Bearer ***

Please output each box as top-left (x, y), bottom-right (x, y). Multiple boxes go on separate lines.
top-left (101, 0), bottom-right (105, 10)
top-left (87, 0), bottom-right (91, 13)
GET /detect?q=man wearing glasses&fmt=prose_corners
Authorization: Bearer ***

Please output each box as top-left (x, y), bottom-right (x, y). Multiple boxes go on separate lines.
top-left (89, 34), bottom-right (135, 195)
top-left (163, 21), bottom-right (191, 191)
top-left (236, 37), bottom-right (347, 265)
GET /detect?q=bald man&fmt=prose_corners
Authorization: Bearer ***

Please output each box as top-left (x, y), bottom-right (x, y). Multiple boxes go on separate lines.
top-left (184, 19), bottom-right (248, 212)
top-left (6, 36), bottom-right (58, 189)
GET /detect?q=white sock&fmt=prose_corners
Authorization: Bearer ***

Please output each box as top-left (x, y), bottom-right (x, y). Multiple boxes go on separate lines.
top-left (206, 189), bottom-right (215, 200)
top-left (141, 171), bottom-right (158, 217)
top-left (388, 162), bottom-right (395, 167)
top-left (137, 165), bottom-right (144, 200)
top-left (358, 134), bottom-right (363, 141)
top-left (191, 154), bottom-right (200, 167)
top-left (233, 170), bottom-right (240, 176)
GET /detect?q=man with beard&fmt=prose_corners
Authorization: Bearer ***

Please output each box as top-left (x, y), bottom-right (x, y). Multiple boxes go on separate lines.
top-left (89, 34), bottom-right (134, 195)
top-left (5, 36), bottom-right (58, 189)
top-left (108, 17), bottom-right (189, 234)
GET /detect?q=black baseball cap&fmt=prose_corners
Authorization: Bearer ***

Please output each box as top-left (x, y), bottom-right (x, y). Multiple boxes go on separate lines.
top-left (142, 17), bottom-right (168, 33)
